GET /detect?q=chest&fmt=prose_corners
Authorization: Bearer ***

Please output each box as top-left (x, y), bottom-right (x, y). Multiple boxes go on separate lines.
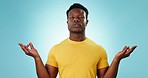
top-left (54, 46), bottom-right (101, 68)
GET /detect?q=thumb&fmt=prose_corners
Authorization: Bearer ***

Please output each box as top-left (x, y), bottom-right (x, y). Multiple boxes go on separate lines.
top-left (29, 42), bottom-right (35, 49)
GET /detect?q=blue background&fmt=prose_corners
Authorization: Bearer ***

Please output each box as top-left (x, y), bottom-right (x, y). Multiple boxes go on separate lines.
top-left (0, 0), bottom-right (147, 78)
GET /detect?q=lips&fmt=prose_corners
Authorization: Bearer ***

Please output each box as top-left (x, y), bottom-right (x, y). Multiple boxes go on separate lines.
top-left (73, 24), bottom-right (81, 28)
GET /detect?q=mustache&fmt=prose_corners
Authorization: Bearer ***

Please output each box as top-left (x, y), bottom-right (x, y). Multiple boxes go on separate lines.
top-left (72, 23), bottom-right (81, 26)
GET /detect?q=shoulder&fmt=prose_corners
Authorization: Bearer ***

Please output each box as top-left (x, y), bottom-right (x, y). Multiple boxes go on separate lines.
top-left (86, 38), bottom-right (104, 48)
top-left (50, 38), bottom-right (68, 50)
top-left (87, 38), bottom-right (107, 53)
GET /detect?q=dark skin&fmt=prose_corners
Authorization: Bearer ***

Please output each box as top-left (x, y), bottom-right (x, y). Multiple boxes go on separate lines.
top-left (19, 8), bottom-right (137, 78)
top-left (67, 8), bottom-right (88, 41)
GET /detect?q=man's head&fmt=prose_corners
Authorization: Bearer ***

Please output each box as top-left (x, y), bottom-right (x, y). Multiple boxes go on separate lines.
top-left (66, 3), bottom-right (89, 34)
top-left (66, 3), bottom-right (89, 19)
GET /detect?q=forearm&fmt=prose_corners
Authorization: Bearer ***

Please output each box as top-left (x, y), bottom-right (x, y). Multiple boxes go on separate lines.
top-left (103, 46), bottom-right (137, 78)
top-left (104, 58), bottom-right (121, 78)
top-left (34, 56), bottom-right (49, 78)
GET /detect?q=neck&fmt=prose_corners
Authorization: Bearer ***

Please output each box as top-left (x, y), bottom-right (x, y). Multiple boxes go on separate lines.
top-left (69, 32), bottom-right (86, 41)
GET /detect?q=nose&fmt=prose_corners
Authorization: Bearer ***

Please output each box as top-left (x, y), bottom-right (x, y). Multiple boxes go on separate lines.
top-left (73, 17), bottom-right (80, 22)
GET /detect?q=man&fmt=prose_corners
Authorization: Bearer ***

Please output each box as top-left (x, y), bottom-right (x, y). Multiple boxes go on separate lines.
top-left (19, 3), bottom-right (137, 78)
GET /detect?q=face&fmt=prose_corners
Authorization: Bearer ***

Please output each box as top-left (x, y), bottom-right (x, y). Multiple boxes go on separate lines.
top-left (67, 8), bottom-right (88, 33)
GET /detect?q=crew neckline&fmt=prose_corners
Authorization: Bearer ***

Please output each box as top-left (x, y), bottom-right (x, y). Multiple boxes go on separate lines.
top-left (67, 38), bottom-right (88, 44)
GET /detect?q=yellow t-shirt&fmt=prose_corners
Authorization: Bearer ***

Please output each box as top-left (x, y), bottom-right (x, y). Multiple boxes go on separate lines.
top-left (46, 38), bottom-right (109, 78)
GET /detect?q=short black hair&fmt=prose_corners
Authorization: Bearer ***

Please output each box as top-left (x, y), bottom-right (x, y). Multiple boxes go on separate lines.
top-left (66, 3), bottom-right (89, 19)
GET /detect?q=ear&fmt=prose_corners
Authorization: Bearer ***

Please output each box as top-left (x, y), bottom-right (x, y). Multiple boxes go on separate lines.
top-left (86, 20), bottom-right (89, 26)
top-left (87, 20), bottom-right (89, 24)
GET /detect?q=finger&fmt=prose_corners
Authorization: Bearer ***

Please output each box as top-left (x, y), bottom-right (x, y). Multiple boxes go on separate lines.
top-left (19, 43), bottom-right (29, 54)
top-left (127, 46), bottom-right (137, 53)
top-left (19, 43), bottom-right (28, 49)
top-left (122, 46), bottom-right (129, 53)
top-left (125, 46), bottom-right (137, 56)
top-left (29, 42), bottom-right (35, 49)
top-left (24, 45), bottom-right (30, 51)
top-left (19, 43), bottom-right (26, 51)
top-left (18, 43), bottom-right (24, 48)
top-left (27, 44), bottom-right (29, 48)
top-left (24, 46), bottom-right (31, 54)
top-left (131, 46), bottom-right (137, 51)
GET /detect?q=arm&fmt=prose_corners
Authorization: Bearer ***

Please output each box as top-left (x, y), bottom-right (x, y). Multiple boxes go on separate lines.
top-left (97, 46), bottom-right (137, 78)
top-left (104, 46), bottom-right (137, 78)
top-left (19, 42), bottom-right (57, 78)
top-left (97, 67), bottom-right (108, 78)
top-left (34, 56), bottom-right (50, 78)
top-left (103, 57), bottom-right (120, 78)
top-left (45, 64), bottom-right (58, 78)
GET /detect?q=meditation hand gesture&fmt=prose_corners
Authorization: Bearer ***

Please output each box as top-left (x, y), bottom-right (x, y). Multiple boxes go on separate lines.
top-left (19, 42), bottom-right (39, 58)
top-left (115, 46), bottom-right (137, 61)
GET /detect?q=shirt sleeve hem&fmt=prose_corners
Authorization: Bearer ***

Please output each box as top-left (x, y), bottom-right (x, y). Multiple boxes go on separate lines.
top-left (46, 63), bottom-right (58, 68)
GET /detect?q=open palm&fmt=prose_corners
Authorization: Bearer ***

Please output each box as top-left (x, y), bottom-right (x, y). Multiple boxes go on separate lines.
top-left (115, 46), bottom-right (137, 60)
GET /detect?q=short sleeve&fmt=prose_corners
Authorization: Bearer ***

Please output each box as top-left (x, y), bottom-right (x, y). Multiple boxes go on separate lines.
top-left (97, 46), bottom-right (109, 69)
top-left (46, 47), bottom-right (58, 67)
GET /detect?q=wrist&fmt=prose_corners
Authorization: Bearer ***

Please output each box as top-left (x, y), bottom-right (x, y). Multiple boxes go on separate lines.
top-left (114, 57), bottom-right (121, 62)
top-left (34, 55), bottom-right (41, 60)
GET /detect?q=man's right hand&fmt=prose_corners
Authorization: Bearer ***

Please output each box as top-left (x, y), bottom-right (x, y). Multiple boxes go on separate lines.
top-left (19, 42), bottom-right (40, 58)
